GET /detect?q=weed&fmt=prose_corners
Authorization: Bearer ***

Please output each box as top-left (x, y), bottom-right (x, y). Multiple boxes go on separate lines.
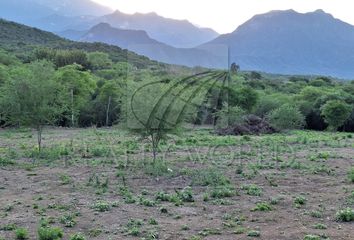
top-left (59, 213), bottom-right (76, 227)
top-left (91, 200), bottom-right (110, 212)
top-left (181, 224), bottom-right (190, 230)
top-left (69, 233), bottom-right (86, 240)
top-left (313, 223), bottom-right (327, 229)
top-left (210, 185), bottom-right (236, 198)
top-left (0, 223), bottom-right (17, 231)
top-left (0, 157), bottom-right (15, 166)
top-left (242, 184), bottom-right (262, 196)
top-left (88, 229), bottom-right (102, 238)
top-left (294, 196), bottom-right (307, 206)
top-left (190, 168), bottom-right (230, 186)
top-left (59, 174), bottom-right (71, 185)
top-left (309, 210), bottom-right (323, 218)
top-left (252, 202), bottom-right (272, 212)
top-left (303, 235), bottom-right (320, 240)
top-left (247, 230), bottom-right (260, 237)
top-left (148, 218), bottom-right (158, 225)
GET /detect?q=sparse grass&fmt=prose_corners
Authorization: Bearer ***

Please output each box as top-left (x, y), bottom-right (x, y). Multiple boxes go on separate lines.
top-left (69, 233), bottom-right (86, 240)
top-left (0, 129), bottom-right (353, 239)
top-left (91, 200), bottom-right (110, 212)
top-left (303, 235), bottom-right (321, 240)
top-left (252, 202), bottom-right (272, 212)
top-left (242, 184), bottom-right (262, 196)
top-left (189, 168), bottom-right (230, 186)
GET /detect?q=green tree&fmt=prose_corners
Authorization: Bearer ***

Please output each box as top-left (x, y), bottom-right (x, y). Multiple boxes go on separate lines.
top-left (216, 105), bottom-right (246, 129)
top-left (55, 64), bottom-right (96, 126)
top-left (95, 80), bottom-right (122, 126)
top-left (229, 86), bottom-right (259, 112)
top-left (321, 100), bottom-right (352, 131)
top-left (0, 61), bottom-right (65, 152)
top-left (268, 104), bottom-right (305, 130)
top-left (88, 52), bottom-right (113, 70)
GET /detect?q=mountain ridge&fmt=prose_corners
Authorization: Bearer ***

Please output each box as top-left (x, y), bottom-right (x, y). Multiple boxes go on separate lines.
top-left (200, 9), bottom-right (354, 79)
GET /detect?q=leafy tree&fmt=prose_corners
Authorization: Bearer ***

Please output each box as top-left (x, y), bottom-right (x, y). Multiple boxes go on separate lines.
top-left (94, 80), bottom-right (122, 126)
top-left (0, 64), bottom-right (9, 86)
top-left (0, 61), bottom-right (65, 151)
top-left (268, 104), bottom-right (305, 130)
top-left (229, 86), bottom-right (259, 112)
top-left (126, 75), bottom-right (200, 161)
top-left (321, 100), bottom-right (352, 131)
top-left (216, 105), bottom-right (245, 129)
top-left (55, 64), bottom-right (96, 126)
top-left (88, 52), bottom-right (113, 70)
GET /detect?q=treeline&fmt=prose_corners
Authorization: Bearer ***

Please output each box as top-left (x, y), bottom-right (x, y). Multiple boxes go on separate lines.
top-left (0, 47), bottom-right (354, 134)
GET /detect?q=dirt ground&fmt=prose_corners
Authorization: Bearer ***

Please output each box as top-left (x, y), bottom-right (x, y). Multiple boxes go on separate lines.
top-left (0, 128), bottom-right (353, 239)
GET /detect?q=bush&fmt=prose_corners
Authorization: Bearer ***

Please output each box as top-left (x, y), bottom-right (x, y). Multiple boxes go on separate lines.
top-left (15, 228), bottom-right (29, 240)
top-left (216, 105), bottom-right (245, 129)
top-left (348, 167), bottom-right (354, 183)
top-left (268, 104), bottom-right (305, 130)
top-left (336, 208), bottom-right (354, 222)
top-left (321, 100), bottom-right (352, 130)
top-left (38, 227), bottom-right (63, 240)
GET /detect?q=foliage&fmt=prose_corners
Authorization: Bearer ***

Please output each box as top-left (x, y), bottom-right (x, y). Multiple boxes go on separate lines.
top-left (321, 100), bottom-right (352, 130)
top-left (268, 104), bottom-right (305, 130)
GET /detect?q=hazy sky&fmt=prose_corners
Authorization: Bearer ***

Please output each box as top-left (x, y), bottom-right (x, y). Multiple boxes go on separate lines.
top-left (92, 0), bottom-right (354, 33)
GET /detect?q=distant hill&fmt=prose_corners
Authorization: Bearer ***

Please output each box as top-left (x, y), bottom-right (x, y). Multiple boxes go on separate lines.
top-left (39, 10), bottom-right (219, 48)
top-left (0, 0), bottom-right (112, 24)
top-left (80, 23), bottom-right (227, 68)
top-left (0, 19), bottom-right (159, 68)
top-left (200, 9), bottom-right (354, 79)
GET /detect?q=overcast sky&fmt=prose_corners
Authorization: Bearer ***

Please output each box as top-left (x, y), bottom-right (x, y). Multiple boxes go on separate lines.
top-left (91, 0), bottom-right (354, 33)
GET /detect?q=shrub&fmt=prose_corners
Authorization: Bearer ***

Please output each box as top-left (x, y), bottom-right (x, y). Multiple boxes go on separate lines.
top-left (348, 167), bottom-right (354, 183)
top-left (15, 228), bottom-right (29, 240)
top-left (216, 105), bottom-right (245, 129)
top-left (190, 168), bottom-right (230, 186)
top-left (268, 104), bottom-right (305, 130)
top-left (336, 208), bottom-right (354, 222)
top-left (38, 227), bottom-right (63, 240)
top-left (321, 100), bottom-right (352, 130)
top-left (294, 196), bottom-right (307, 206)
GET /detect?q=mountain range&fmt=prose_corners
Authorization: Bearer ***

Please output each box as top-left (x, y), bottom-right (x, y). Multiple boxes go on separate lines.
top-left (1, 0), bottom-right (354, 78)
top-left (200, 9), bottom-right (354, 78)
top-left (79, 22), bottom-right (226, 68)
top-left (0, 0), bottom-right (218, 48)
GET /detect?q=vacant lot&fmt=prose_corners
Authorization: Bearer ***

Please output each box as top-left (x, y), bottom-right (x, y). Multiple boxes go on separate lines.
top-left (0, 128), bottom-right (353, 240)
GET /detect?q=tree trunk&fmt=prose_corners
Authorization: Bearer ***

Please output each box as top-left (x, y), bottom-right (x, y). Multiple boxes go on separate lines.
top-left (71, 88), bottom-right (74, 127)
top-left (37, 125), bottom-right (42, 153)
top-left (106, 96), bottom-right (112, 126)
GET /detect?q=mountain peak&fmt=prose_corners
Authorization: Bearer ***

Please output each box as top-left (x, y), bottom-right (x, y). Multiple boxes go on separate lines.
top-left (313, 9), bottom-right (326, 14)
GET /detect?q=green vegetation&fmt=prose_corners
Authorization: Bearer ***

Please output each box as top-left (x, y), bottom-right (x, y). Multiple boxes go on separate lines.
top-left (15, 228), bottom-right (29, 240)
